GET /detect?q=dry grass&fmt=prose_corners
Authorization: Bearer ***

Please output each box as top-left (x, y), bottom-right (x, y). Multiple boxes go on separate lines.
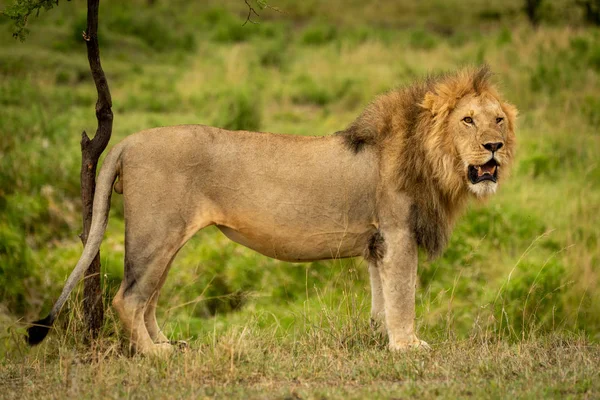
top-left (2, 315), bottom-right (598, 399)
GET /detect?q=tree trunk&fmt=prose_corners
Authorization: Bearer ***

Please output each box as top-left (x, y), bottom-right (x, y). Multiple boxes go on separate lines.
top-left (524, 0), bottom-right (543, 26)
top-left (80, 0), bottom-right (113, 338)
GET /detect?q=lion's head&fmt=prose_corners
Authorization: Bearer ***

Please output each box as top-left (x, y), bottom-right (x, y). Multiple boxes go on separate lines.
top-left (420, 67), bottom-right (517, 199)
top-left (338, 65), bottom-right (517, 257)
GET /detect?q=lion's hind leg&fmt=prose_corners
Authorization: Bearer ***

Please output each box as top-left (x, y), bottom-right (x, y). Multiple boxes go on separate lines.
top-left (113, 282), bottom-right (165, 356)
top-left (113, 230), bottom-right (189, 356)
top-left (144, 289), bottom-right (169, 343)
top-left (142, 247), bottom-right (190, 346)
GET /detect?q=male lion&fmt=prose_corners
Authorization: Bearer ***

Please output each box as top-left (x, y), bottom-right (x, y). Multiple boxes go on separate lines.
top-left (28, 66), bottom-right (516, 355)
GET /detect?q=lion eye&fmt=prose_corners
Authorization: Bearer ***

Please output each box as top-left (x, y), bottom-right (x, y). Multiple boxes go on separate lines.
top-left (496, 117), bottom-right (504, 124)
top-left (463, 117), bottom-right (473, 124)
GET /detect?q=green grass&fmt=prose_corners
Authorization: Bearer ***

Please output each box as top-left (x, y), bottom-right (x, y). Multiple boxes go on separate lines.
top-left (1, 0), bottom-right (599, 397)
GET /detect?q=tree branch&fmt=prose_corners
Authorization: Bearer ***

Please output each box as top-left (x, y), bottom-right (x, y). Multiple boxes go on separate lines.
top-left (243, 0), bottom-right (259, 26)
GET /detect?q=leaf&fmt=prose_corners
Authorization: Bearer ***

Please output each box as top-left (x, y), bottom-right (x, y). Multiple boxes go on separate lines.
top-left (1, 0), bottom-right (61, 41)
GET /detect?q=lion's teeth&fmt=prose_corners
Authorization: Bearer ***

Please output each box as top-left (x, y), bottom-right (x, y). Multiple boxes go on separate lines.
top-left (491, 165), bottom-right (497, 174)
top-left (477, 166), bottom-right (483, 176)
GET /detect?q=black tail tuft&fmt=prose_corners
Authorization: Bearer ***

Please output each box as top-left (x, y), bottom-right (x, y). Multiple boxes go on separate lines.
top-left (26, 315), bottom-right (54, 345)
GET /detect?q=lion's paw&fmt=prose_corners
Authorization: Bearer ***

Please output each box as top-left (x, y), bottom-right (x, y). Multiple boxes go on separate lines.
top-left (389, 337), bottom-right (431, 352)
top-left (145, 342), bottom-right (175, 358)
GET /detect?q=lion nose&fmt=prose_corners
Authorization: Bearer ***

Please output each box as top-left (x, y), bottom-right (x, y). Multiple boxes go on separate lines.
top-left (483, 142), bottom-right (503, 152)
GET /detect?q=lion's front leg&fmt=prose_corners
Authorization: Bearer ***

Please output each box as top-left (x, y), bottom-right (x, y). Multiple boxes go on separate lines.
top-left (368, 262), bottom-right (386, 334)
top-left (378, 229), bottom-right (429, 351)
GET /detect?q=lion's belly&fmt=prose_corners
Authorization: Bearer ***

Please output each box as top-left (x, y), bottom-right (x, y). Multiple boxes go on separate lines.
top-left (216, 224), bottom-right (375, 262)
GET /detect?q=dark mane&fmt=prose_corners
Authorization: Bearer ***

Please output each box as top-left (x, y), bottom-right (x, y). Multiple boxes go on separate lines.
top-left (335, 66), bottom-right (496, 258)
top-left (335, 78), bottom-right (433, 154)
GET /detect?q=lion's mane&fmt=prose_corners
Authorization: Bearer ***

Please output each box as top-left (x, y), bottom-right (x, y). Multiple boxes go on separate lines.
top-left (337, 66), bottom-right (517, 258)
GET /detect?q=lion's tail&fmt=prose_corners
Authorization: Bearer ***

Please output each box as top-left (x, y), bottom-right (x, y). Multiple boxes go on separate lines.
top-left (27, 143), bottom-right (124, 346)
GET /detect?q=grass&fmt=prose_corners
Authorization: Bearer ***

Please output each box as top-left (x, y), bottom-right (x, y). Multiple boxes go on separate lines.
top-left (2, 268), bottom-right (598, 398)
top-left (2, 325), bottom-right (598, 398)
top-left (1, 0), bottom-right (599, 397)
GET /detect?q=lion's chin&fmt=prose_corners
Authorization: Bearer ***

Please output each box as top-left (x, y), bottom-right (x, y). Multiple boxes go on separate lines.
top-left (467, 180), bottom-right (498, 197)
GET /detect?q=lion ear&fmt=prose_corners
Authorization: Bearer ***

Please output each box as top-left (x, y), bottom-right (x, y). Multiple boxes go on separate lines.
top-left (421, 92), bottom-right (441, 116)
top-left (501, 101), bottom-right (518, 132)
top-left (422, 91), bottom-right (454, 118)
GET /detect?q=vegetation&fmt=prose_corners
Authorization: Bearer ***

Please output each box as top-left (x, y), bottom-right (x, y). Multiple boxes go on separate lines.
top-left (1, 0), bottom-right (599, 397)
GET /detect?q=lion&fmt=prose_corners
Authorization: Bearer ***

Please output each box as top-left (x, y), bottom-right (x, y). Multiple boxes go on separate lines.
top-left (27, 65), bottom-right (516, 355)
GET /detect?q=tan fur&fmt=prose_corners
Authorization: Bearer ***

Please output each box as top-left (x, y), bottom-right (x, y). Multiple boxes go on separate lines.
top-left (38, 66), bottom-right (516, 355)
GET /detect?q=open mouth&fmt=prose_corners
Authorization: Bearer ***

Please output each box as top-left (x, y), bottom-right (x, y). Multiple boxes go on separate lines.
top-left (468, 158), bottom-right (499, 184)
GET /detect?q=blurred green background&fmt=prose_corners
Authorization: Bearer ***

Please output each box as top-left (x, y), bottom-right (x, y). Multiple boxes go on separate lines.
top-left (0, 0), bottom-right (599, 346)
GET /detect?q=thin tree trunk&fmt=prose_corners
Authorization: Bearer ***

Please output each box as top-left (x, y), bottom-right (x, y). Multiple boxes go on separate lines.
top-left (80, 0), bottom-right (113, 338)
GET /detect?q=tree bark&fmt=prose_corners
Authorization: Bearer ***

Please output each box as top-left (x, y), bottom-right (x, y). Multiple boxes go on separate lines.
top-left (524, 0), bottom-right (543, 26)
top-left (80, 0), bottom-right (113, 338)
